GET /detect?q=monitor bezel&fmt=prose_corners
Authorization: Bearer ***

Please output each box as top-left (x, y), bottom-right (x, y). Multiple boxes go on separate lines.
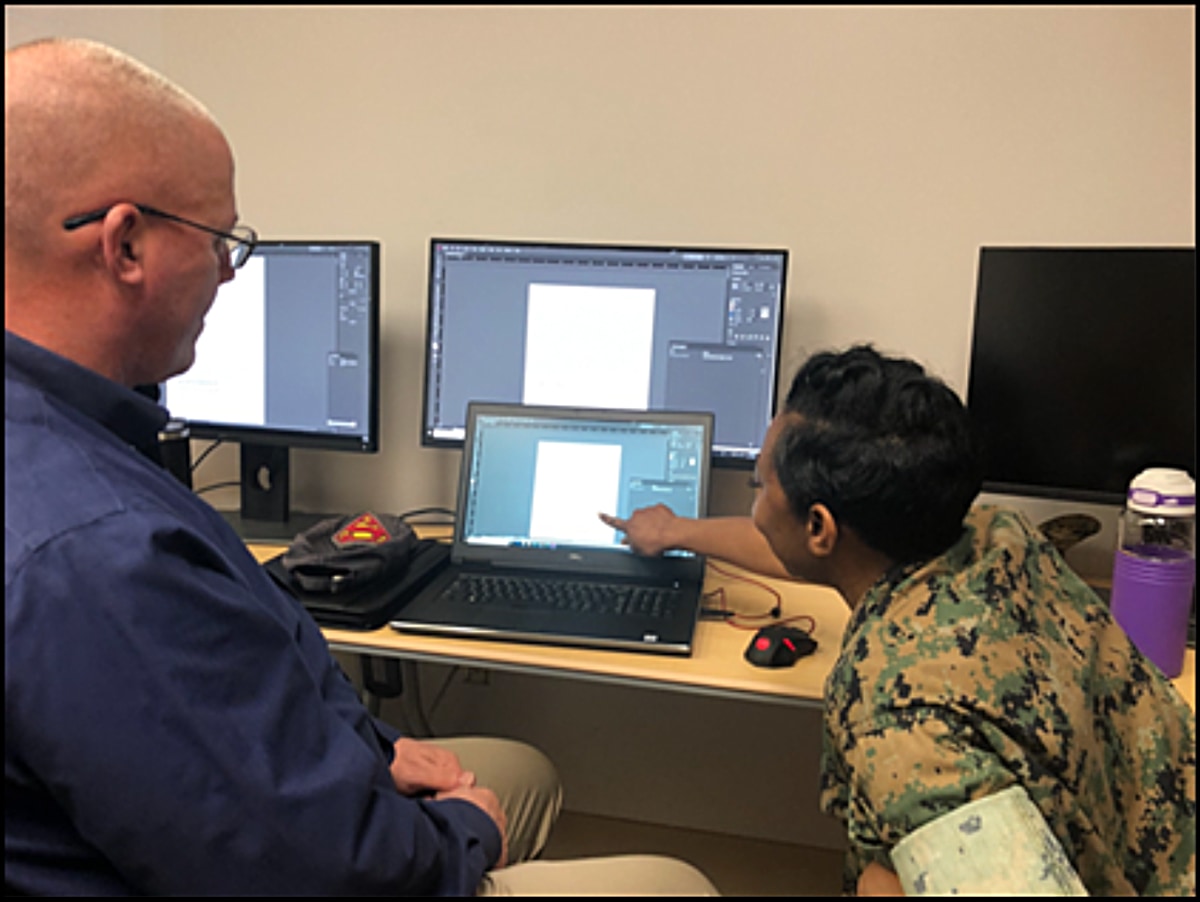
top-left (966, 245), bottom-right (1196, 507)
top-left (454, 400), bottom-right (714, 577)
top-left (420, 236), bottom-right (789, 470)
top-left (173, 239), bottom-right (382, 455)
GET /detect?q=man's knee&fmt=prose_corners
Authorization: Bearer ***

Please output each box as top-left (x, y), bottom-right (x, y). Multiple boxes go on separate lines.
top-left (435, 736), bottom-right (560, 798)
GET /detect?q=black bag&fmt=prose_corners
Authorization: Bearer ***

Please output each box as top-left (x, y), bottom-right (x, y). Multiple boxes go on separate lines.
top-left (263, 512), bottom-right (450, 629)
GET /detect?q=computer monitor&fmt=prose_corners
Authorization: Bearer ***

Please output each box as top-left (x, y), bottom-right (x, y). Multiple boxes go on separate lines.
top-left (966, 246), bottom-right (1196, 505)
top-left (162, 240), bottom-right (381, 528)
top-left (422, 238), bottom-right (789, 468)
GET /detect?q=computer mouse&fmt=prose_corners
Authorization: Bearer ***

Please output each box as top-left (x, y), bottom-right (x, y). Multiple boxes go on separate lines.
top-left (744, 624), bottom-right (818, 668)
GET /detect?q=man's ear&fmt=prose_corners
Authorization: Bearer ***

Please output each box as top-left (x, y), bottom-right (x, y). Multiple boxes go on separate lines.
top-left (806, 503), bottom-right (839, 557)
top-left (99, 204), bottom-right (148, 287)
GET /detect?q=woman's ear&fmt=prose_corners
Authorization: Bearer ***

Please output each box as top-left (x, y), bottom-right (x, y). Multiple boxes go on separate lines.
top-left (806, 502), bottom-right (840, 557)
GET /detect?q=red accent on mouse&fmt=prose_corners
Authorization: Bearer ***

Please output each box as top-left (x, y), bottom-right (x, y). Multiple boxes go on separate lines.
top-left (744, 624), bottom-right (818, 668)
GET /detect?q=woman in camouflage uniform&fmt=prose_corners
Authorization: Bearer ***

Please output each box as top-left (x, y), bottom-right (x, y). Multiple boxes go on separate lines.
top-left (605, 344), bottom-right (1196, 895)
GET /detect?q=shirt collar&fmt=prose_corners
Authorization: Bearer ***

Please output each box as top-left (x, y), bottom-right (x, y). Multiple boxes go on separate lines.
top-left (839, 511), bottom-right (1005, 646)
top-left (5, 330), bottom-right (169, 461)
top-left (845, 556), bottom-right (930, 639)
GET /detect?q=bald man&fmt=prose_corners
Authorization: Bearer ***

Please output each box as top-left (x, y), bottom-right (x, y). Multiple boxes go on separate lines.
top-left (5, 38), bottom-right (716, 896)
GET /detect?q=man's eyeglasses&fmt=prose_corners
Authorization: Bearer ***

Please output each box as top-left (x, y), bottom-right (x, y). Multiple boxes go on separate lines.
top-left (62, 203), bottom-right (258, 269)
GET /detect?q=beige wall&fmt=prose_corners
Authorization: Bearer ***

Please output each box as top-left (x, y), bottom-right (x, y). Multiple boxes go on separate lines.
top-left (6, 5), bottom-right (1195, 847)
top-left (7, 6), bottom-right (1194, 548)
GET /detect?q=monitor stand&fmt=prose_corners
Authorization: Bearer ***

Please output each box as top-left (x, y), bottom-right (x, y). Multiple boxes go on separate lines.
top-left (221, 443), bottom-right (337, 542)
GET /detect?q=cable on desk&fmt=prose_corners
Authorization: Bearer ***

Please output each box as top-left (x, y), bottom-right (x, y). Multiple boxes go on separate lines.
top-left (703, 560), bottom-right (817, 635)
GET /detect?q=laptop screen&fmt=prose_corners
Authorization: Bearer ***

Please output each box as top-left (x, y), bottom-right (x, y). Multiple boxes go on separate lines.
top-left (458, 404), bottom-right (712, 559)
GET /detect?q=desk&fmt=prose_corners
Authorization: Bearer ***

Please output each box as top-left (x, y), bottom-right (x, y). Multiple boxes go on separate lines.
top-left (249, 542), bottom-right (1195, 711)
top-left (249, 542), bottom-right (847, 708)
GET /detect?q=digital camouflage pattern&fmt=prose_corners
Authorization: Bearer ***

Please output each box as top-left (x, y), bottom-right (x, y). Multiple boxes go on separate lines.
top-left (820, 505), bottom-right (1196, 895)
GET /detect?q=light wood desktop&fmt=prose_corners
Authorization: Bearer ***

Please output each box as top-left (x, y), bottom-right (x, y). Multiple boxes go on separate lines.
top-left (249, 541), bottom-right (845, 707)
top-left (248, 541), bottom-right (1194, 711)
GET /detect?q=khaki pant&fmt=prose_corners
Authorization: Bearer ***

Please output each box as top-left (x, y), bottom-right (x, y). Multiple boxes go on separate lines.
top-left (434, 737), bottom-right (718, 896)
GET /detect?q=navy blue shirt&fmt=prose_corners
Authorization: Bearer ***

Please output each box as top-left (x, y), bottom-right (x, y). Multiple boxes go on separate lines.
top-left (4, 331), bottom-right (501, 895)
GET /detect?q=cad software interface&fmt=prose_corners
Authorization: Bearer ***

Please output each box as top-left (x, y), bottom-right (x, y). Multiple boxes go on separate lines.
top-left (424, 240), bottom-right (788, 464)
top-left (163, 242), bottom-right (376, 446)
top-left (461, 413), bottom-right (708, 555)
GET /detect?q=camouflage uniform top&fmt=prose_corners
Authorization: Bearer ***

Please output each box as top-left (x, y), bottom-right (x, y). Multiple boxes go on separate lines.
top-left (819, 504), bottom-right (1196, 895)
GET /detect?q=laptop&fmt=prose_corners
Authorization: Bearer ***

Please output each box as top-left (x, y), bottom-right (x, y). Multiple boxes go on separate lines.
top-left (390, 402), bottom-right (713, 655)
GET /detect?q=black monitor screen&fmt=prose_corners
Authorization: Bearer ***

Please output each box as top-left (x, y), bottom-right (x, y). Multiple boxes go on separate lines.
top-left (967, 246), bottom-right (1196, 505)
top-left (163, 240), bottom-right (380, 453)
top-left (422, 238), bottom-right (789, 468)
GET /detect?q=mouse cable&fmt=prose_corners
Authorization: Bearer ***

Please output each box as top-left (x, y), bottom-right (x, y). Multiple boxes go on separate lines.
top-left (722, 608), bottom-right (816, 634)
top-left (699, 586), bottom-right (734, 620)
top-left (701, 586), bottom-right (772, 630)
top-left (703, 562), bottom-right (818, 635)
top-left (706, 560), bottom-right (783, 617)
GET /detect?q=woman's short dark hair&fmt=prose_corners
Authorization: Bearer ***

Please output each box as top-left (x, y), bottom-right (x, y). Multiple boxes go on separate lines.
top-left (775, 344), bottom-right (983, 563)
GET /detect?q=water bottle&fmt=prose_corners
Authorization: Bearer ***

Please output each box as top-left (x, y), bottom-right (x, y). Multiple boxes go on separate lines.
top-left (1109, 468), bottom-right (1195, 678)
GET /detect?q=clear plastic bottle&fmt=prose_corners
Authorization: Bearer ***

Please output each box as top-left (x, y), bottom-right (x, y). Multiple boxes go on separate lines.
top-left (1109, 468), bottom-right (1195, 678)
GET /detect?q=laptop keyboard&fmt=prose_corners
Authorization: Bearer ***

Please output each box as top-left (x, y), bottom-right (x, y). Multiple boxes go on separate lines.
top-left (442, 573), bottom-right (682, 619)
